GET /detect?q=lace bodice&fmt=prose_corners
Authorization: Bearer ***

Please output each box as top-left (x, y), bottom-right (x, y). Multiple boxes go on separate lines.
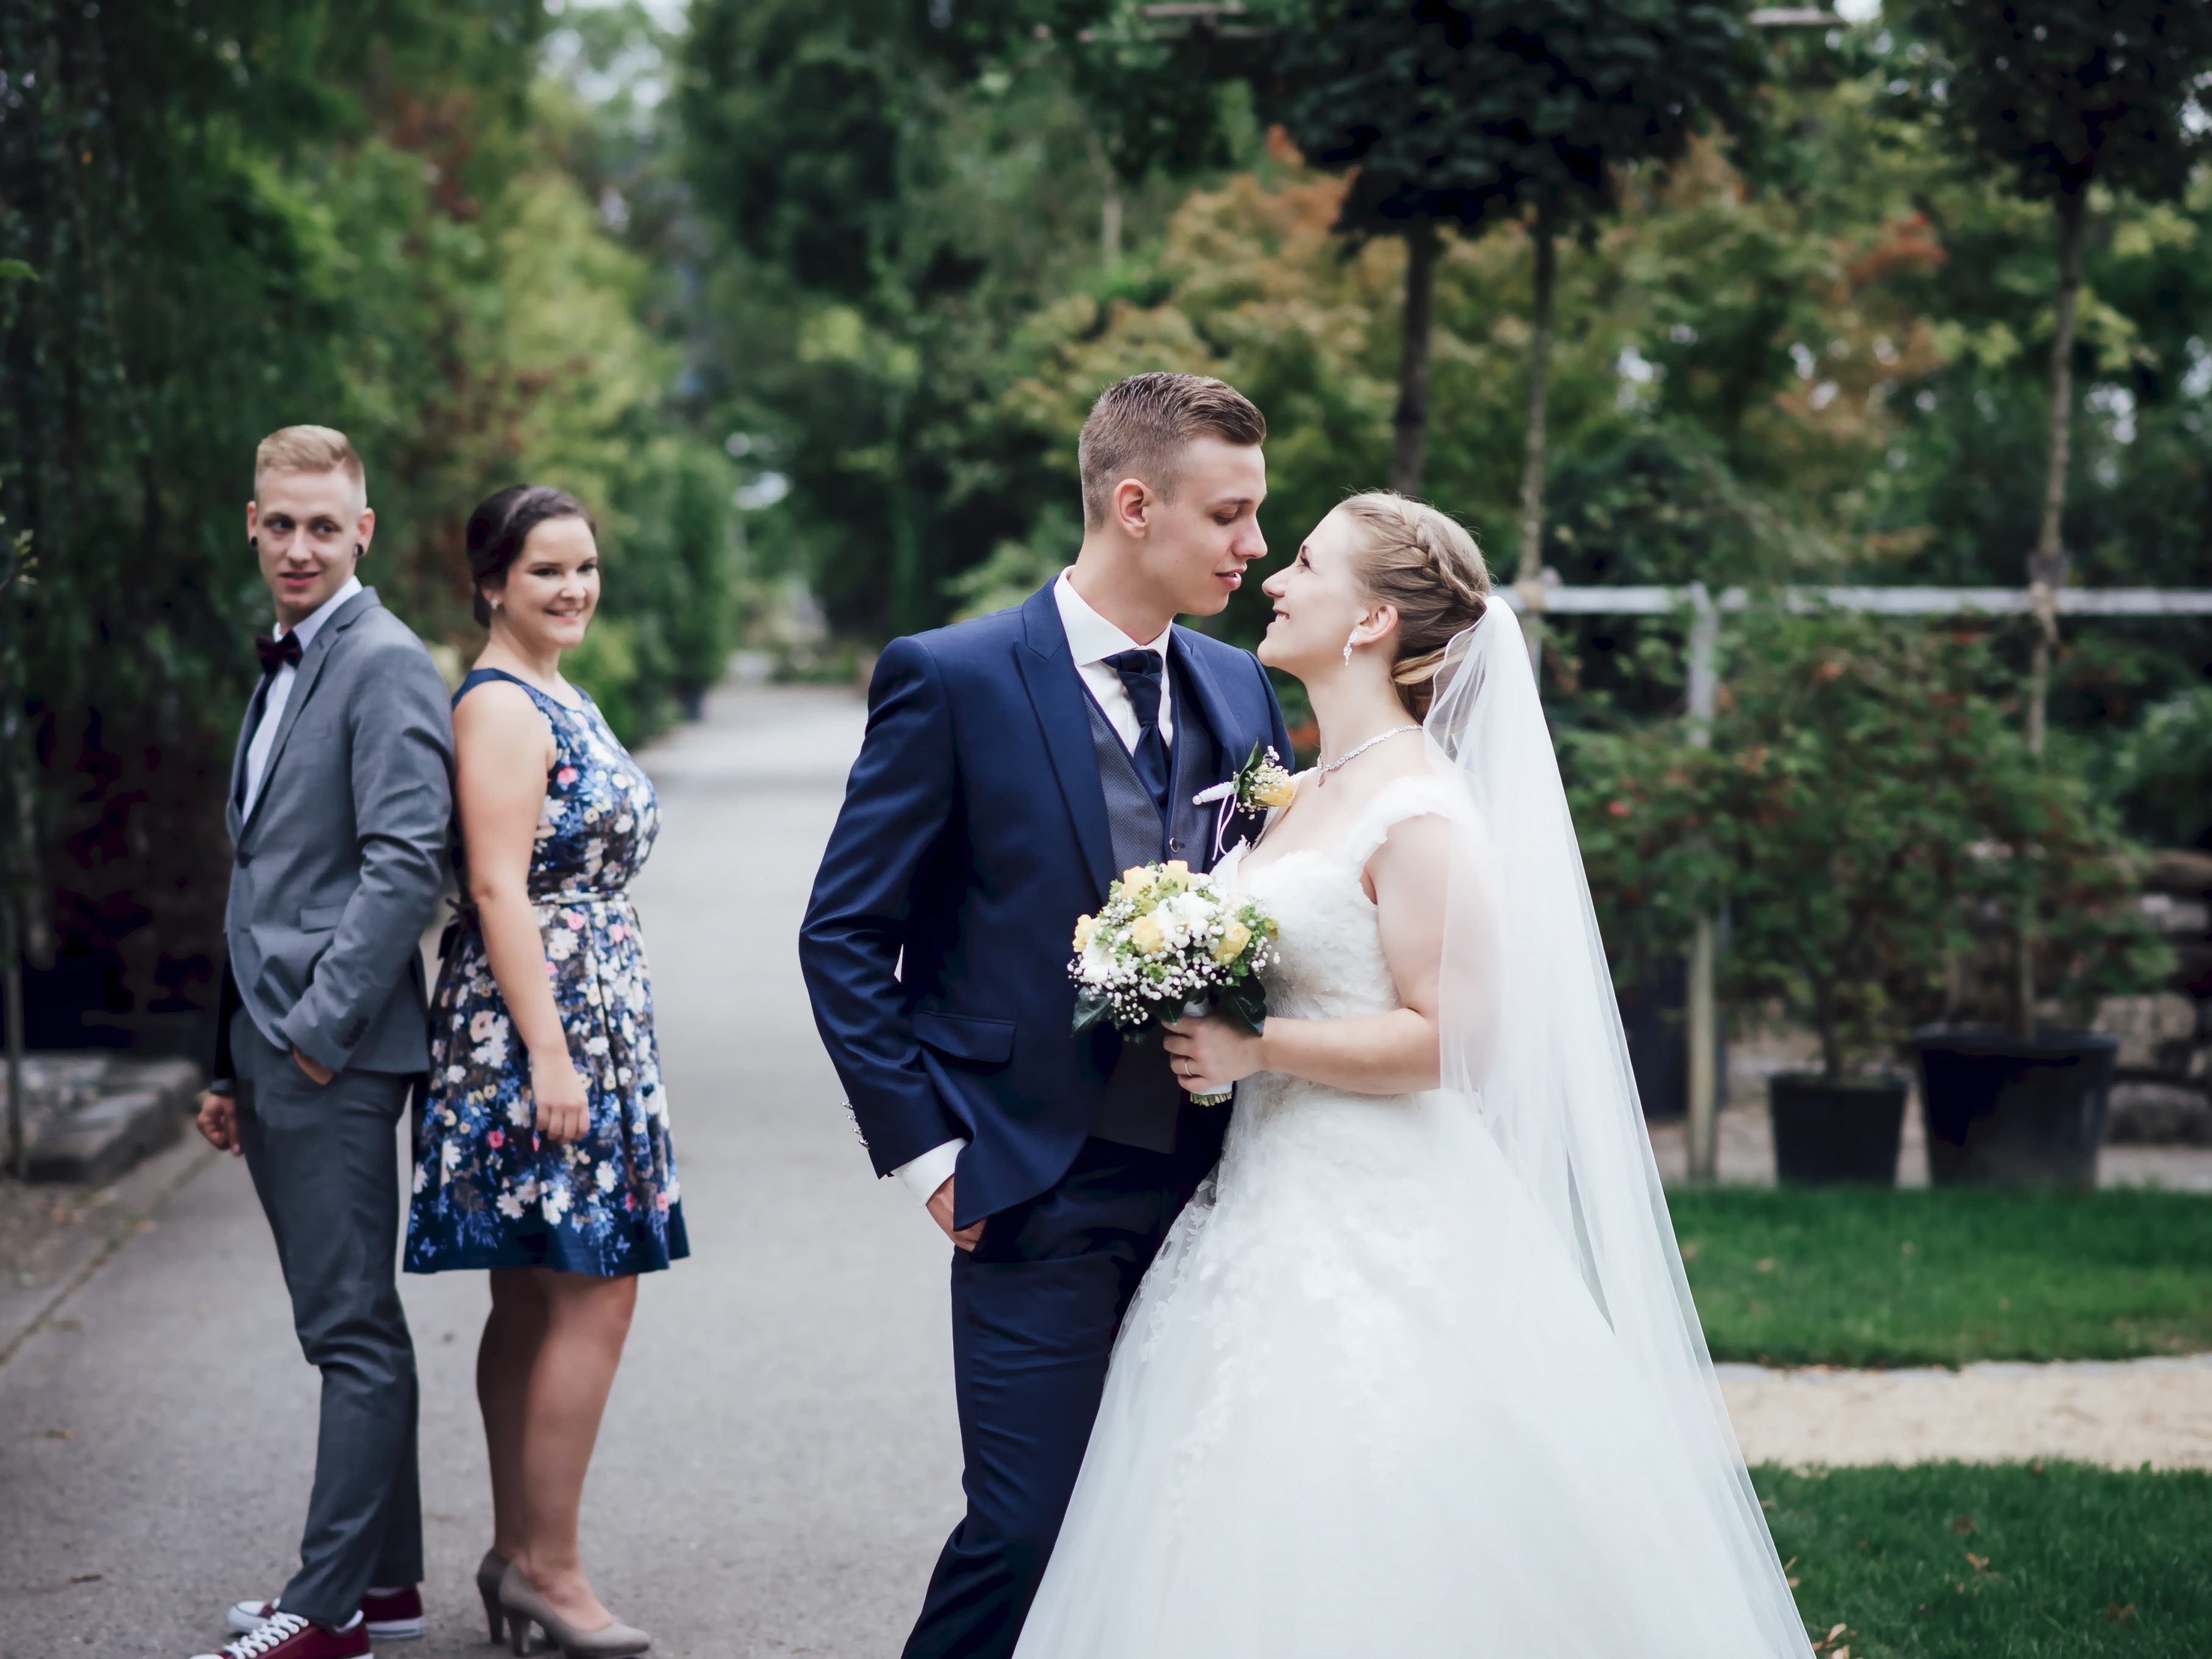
top-left (1222, 772), bottom-right (1461, 1023)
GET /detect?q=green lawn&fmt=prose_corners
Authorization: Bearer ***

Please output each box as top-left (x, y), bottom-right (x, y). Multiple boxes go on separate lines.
top-left (1667, 1187), bottom-right (2212, 1367)
top-left (1761, 1462), bottom-right (2212, 1658)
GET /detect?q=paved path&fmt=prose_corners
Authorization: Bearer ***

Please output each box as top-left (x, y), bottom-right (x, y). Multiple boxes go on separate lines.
top-left (1, 685), bottom-right (959, 1659)
top-left (1647, 1072), bottom-right (2212, 1192)
top-left (1719, 1354), bottom-right (2212, 1473)
top-left (4, 683), bottom-right (2210, 1659)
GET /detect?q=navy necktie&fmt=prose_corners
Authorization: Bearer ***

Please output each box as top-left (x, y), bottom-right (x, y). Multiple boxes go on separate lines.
top-left (1104, 648), bottom-right (1173, 819)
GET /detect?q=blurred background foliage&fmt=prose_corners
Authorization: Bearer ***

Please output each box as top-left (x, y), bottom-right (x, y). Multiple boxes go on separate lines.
top-left (0, 0), bottom-right (735, 1047)
top-left (681, 0), bottom-right (2211, 749)
top-left (4, 0), bottom-right (2210, 1047)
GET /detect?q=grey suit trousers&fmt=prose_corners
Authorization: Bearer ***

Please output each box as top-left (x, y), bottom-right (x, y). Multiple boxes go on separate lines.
top-left (232, 1009), bottom-right (422, 1624)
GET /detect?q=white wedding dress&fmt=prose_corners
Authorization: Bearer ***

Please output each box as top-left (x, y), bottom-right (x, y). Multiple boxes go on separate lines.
top-left (1015, 609), bottom-right (1813, 1659)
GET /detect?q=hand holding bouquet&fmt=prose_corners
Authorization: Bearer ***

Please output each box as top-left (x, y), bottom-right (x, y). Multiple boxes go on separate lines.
top-left (1069, 861), bottom-right (1280, 1106)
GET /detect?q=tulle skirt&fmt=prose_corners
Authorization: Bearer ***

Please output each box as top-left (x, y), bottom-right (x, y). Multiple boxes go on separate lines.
top-left (1013, 1078), bottom-right (1795, 1658)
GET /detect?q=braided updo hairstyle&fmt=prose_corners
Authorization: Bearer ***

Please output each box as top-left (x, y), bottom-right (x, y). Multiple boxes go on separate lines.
top-left (1337, 492), bottom-right (1493, 719)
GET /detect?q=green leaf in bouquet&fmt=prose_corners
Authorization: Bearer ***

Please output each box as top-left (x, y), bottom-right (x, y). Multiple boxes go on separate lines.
top-left (1071, 987), bottom-right (1116, 1037)
top-left (1218, 982), bottom-right (1269, 1036)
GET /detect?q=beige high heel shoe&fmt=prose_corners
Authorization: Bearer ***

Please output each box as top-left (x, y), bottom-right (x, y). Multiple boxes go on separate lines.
top-left (499, 1560), bottom-right (651, 1657)
top-left (477, 1549), bottom-right (512, 1643)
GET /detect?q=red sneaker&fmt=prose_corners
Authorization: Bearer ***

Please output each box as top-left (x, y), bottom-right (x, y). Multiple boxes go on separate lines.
top-left (191, 1610), bottom-right (369, 1659)
top-left (229, 1588), bottom-right (422, 1641)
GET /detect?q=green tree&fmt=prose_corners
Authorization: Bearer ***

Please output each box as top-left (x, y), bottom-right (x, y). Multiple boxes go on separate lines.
top-left (0, 0), bottom-right (736, 1052)
top-left (1905, 0), bottom-right (2212, 753)
top-left (681, 0), bottom-right (1190, 636)
top-left (1259, 0), bottom-right (1760, 542)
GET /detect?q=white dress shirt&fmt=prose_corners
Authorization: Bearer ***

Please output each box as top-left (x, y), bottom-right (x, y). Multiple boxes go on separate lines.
top-left (242, 575), bottom-right (362, 820)
top-left (889, 570), bottom-right (1176, 1207)
top-left (1054, 568), bottom-right (1175, 749)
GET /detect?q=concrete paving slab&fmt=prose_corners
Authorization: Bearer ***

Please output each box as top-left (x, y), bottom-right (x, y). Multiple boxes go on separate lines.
top-left (0, 682), bottom-right (959, 1659)
top-left (7, 677), bottom-right (2211, 1659)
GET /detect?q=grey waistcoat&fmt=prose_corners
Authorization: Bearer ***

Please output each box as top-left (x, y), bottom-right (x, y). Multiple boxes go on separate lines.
top-left (1083, 677), bottom-right (1222, 1152)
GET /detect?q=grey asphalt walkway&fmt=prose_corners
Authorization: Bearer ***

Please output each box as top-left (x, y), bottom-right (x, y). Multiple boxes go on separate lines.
top-left (0, 684), bottom-right (959, 1659)
top-left (6, 681), bottom-right (2211, 1658)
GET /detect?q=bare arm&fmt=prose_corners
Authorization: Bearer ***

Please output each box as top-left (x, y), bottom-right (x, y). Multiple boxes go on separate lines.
top-left (1165, 814), bottom-right (1451, 1098)
top-left (455, 684), bottom-right (589, 1142)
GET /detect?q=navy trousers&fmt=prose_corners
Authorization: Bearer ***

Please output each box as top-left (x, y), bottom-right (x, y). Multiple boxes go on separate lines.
top-left (904, 1136), bottom-right (1213, 1659)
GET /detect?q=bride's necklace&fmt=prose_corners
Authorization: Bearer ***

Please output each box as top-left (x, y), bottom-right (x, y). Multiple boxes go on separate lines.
top-left (1313, 724), bottom-right (1421, 785)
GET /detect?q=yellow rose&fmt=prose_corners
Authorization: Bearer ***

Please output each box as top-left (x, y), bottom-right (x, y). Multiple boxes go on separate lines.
top-left (1121, 865), bottom-right (1157, 896)
top-left (1130, 915), bottom-right (1167, 955)
top-left (1073, 915), bottom-right (1097, 952)
top-left (1253, 770), bottom-right (1297, 809)
top-left (1163, 859), bottom-right (1191, 881)
top-left (1213, 920), bottom-right (1252, 965)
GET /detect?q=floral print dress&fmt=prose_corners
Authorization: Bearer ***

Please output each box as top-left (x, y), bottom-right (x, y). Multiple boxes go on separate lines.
top-left (405, 668), bottom-right (687, 1276)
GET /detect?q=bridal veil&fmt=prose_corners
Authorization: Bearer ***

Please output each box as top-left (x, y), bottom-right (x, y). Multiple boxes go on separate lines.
top-left (1426, 604), bottom-right (1813, 1657)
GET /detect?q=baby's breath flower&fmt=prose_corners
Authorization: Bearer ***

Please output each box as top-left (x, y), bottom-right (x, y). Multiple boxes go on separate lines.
top-left (1068, 859), bottom-right (1279, 1039)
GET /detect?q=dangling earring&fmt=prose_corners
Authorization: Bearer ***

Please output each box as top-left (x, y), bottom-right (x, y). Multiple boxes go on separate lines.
top-left (1343, 629), bottom-right (1358, 668)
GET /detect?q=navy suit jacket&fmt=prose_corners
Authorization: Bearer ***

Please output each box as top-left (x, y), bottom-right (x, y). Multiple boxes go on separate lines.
top-left (799, 580), bottom-right (1293, 1228)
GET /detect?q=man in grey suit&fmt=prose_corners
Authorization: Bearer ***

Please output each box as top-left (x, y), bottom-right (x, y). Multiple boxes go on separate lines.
top-left (192, 426), bottom-right (453, 1659)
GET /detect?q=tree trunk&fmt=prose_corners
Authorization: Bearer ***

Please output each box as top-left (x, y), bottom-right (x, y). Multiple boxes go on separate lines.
top-left (2016, 189), bottom-right (2087, 1041)
top-left (1390, 225), bottom-right (1439, 496)
top-left (4, 907), bottom-right (22, 1181)
top-left (1101, 177), bottom-right (1123, 268)
top-left (1516, 213), bottom-right (1557, 585)
top-left (2026, 187), bottom-right (2087, 761)
top-left (1816, 985), bottom-right (1843, 1084)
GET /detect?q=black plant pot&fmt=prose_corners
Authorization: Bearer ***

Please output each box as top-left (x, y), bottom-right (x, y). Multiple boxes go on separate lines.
top-left (1768, 1074), bottom-right (1907, 1186)
top-left (1911, 1027), bottom-right (2118, 1190)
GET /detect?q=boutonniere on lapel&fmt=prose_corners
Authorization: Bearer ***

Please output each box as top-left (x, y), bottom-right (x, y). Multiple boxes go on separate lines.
top-left (1192, 741), bottom-right (1298, 860)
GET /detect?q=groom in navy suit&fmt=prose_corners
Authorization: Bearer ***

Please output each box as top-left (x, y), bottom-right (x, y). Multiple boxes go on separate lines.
top-left (801, 373), bottom-right (1290, 1658)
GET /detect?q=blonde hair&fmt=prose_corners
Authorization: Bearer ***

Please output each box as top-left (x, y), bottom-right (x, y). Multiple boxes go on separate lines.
top-left (1077, 372), bottom-right (1265, 529)
top-left (1337, 491), bottom-right (1492, 719)
top-left (255, 425), bottom-right (365, 494)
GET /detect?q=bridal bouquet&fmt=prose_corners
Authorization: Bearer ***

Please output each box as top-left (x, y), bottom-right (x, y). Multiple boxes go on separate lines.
top-left (1069, 861), bottom-right (1279, 1106)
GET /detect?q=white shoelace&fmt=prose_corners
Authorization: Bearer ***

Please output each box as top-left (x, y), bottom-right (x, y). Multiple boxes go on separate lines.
top-left (226, 1613), bottom-right (310, 1655)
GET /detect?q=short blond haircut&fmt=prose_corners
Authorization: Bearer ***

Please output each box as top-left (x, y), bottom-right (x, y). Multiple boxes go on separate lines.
top-left (255, 425), bottom-right (365, 494)
top-left (1337, 492), bottom-right (1493, 720)
top-left (1077, 373), bottom-right (1265, 529)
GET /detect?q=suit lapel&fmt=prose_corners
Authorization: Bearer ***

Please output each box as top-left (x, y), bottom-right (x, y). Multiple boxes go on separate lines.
top-left (1015, 582), bottom-right (1116, 900)
top-left (1171, 629), bottom-right (1267, 861)
top-left (226, 676), bottom-right (265, 845)
top-left (1169, 627), bottom-right (1249, 774)
top-left (241, 587), bottom-right (379, 835)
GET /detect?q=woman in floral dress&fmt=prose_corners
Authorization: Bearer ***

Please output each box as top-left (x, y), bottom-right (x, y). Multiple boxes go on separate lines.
top-left (407, 485), bottom-right (678, 1657)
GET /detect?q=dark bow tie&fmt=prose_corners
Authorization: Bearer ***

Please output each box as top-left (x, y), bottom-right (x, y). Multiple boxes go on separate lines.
top-left (254, 631), bottom-right (304, 676)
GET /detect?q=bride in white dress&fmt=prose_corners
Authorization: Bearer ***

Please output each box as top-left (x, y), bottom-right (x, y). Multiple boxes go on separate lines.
top-left (1012, 494), bottom-right (1814, 1658)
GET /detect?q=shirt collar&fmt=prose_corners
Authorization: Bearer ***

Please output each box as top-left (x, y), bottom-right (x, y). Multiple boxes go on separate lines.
top-left (276, 574), bottom-right (363, 650)
top-left (1055, 570), bottom-right (1171, 668)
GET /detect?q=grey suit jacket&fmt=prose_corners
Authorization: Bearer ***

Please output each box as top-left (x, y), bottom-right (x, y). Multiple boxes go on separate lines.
top-left (215, 587), bottom-right (454, 1083)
